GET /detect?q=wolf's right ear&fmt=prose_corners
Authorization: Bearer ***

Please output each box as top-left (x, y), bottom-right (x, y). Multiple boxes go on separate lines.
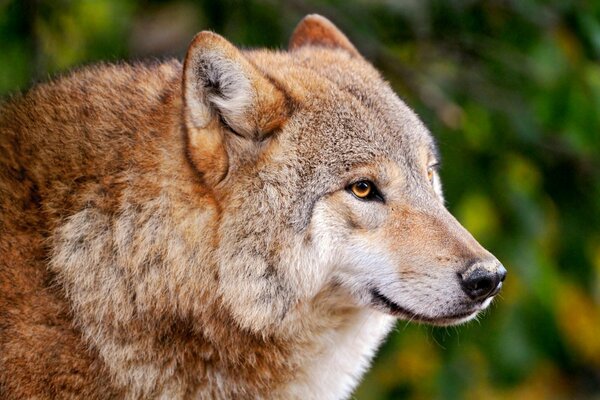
top-left (289, 14), bottom-right (360, 57)
top-left (183, 32), bottom-right (290, 186)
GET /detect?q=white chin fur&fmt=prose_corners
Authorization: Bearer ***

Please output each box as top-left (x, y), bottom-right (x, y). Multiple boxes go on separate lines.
top-left (429, 295), bottom-right (497, 326)
top-left (481, 296), bottom-right (494, 309)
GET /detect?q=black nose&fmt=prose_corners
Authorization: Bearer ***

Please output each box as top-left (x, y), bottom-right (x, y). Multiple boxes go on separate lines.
top-left (460, 263), bottom-right (506, 301)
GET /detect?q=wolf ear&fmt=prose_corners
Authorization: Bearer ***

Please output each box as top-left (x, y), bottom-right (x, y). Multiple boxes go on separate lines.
top-left (183, 31), bottom-right (290, 185)
top-left (289, 14), bottom-right (360, 57)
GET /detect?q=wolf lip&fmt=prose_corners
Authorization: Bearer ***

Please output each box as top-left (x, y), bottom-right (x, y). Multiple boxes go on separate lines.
top-left (369, 288), bottom-right (476, 324)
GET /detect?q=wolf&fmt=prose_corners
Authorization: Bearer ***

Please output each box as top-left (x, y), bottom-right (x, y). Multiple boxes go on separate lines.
top-left (0, 14), bottom-right (505, 399)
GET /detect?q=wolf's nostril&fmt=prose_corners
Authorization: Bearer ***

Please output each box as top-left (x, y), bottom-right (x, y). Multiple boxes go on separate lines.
top-left (473, 278), bottom-right (492, 291)
top-left (460, 266), bottom-right (503, 301)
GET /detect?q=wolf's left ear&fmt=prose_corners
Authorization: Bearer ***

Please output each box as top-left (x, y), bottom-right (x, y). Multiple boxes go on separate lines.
top-left (183, 31), bottom-right (290, 185)
top-left (289, 14), bottom-right (360, 57)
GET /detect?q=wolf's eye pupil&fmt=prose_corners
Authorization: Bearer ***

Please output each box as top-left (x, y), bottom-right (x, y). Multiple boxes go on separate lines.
top-left (351, 181), bottom-right (372, 199)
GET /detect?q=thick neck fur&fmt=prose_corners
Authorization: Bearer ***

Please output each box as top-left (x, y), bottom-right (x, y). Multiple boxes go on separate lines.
top-left (0, 61), bottom-right (393, 398)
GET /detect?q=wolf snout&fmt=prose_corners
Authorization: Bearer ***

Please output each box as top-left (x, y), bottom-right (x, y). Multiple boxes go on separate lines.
top-left (459, 261), bottom-right (507, 302)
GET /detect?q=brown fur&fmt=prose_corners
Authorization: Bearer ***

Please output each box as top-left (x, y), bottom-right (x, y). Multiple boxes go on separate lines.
top-left (0, 15), bottom-right (503, 399)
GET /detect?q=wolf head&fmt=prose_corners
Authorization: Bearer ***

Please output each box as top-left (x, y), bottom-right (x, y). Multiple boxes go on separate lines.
top-left (183, 15), bottom-right (505, 333)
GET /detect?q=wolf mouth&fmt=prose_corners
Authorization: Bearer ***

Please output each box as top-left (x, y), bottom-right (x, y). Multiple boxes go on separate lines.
top-left (370, 288), bottom-right (476, 325)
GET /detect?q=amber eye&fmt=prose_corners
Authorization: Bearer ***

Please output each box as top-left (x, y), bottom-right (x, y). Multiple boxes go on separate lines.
top-left (351, 181), bottom-right (372, 198)
top-left (427, 166), bottom-right (434, 183)
top-left (348, 180), bottom-right (384, 202)
top-left (427, 162), bottom-right (439, 184)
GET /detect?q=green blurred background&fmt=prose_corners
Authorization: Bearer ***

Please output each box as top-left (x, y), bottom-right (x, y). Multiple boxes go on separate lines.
top-left (1, 0), bottom-right (599, 398)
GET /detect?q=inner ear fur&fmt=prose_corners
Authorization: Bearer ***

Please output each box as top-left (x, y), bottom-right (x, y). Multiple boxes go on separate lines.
top-left (183, 31), bottom-right (290, 186)
top-left (289, 14), bottom-right (360, 57)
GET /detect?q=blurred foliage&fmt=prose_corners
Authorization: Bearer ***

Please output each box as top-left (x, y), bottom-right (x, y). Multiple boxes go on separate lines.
top-left (1, 0), bottom-right (599, 398)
